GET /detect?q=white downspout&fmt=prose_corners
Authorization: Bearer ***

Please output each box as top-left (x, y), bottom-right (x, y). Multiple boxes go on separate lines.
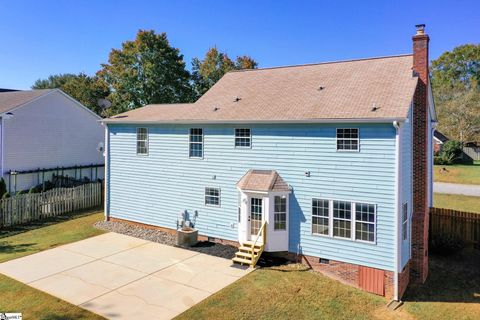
top-left (393, 120), bottom-right (401, 301)
top-left (104, 124), bottom-right (110, 221)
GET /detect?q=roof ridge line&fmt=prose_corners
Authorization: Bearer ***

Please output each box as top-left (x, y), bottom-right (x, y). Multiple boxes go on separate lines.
top-left (228, 53), bottom-right (413, 73)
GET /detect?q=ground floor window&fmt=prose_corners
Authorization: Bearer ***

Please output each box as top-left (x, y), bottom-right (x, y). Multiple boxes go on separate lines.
top-left (333, 201), bottom-right (352, 239)
top-left (205, 187), bottom-right (220, 206)
top-left (274, 196), bottom-right (286, 230)
top-left (402, 203), bottom-right (408, 241)
top-left (312, 199), bottom-right (329, 235)
top-left (311, 198), bottom-right (376, 243)
top-left (355, 203), bottom-right (376, 242)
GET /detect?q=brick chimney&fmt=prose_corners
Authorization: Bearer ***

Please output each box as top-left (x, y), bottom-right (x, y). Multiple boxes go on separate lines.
top-left (411, 24), bottom-right (430, 283)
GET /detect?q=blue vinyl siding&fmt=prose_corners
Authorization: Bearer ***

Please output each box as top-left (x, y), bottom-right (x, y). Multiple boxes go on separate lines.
top-left (107, 123), bottom-right (397, 271)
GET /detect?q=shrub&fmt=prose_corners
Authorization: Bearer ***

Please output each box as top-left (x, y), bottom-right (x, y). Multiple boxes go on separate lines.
top-left (436, 140), bottom-right (463, 165)
top-left (2, 192), bottom-right (10, 199)
top-left (28, 186), bottom-right (37, 194)
top-left (430, 233), bottom-right (465, 255)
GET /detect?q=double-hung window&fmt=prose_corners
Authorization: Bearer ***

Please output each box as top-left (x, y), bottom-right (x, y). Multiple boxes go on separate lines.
top-left (355, 203), bottom-right (376, 242)
top-left (312, 199), bottom-right (329, 235)
top-left (235, 128), bottom-right (251, 148)
top-left (312, 198), bottom-right (376, 243)
top-left (336, 128), bottom-right (359, 151)
top-left (402, 203), bottom-right (408, 240)
top-left (205, 187), bottom-right (220, 206)
top-left (274, 196), bottom-right (286, 230)
top-left (333, 201), bottom-right (352, 238)
top-left (136, 128), bottom-right (148, 155)
top-left (189, 128), bottom-right (203, 158)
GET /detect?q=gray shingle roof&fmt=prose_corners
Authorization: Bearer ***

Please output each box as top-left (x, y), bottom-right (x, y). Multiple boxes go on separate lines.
top-left (106, 54), bottom-right (418, 124)
top-left (0, 89), bottom-right (54, 114)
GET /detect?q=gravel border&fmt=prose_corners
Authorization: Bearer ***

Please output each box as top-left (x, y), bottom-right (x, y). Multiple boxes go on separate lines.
top-left (94, 220), bottom-right (238, 259)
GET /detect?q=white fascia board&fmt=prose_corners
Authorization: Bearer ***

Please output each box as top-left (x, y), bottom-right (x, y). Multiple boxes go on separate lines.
top-left (102, 117), bottom-right (407, 125)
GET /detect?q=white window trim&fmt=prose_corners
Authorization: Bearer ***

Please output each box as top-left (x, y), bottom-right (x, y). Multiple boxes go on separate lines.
top-left (402, 202), bottom-right (408, 241)
top-left (312, 198), bottom-right (330, 237)
top-left (332, 200), bottom-right (353, 240)
top-left (189, 128), bottom-right (204, 159)
top-left (354, 202), bottom-right (377, 244)
top-left (336, 128), bottom-right (360, 152)
top-left (273, 195), bottom-right (287, 231)
top-left (311, 198), bottom-right (377, 244)
top-left (136, 127), bottom-right (149, 156)
top-left (234, 128), bottom-right (252, 149)
top-left (205, 187), bottom-right (221, 207)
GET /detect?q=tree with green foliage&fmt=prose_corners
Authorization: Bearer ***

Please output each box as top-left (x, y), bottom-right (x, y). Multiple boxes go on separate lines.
top-left (32, 73), bottom-right (110, 116)
top-left (97, 30), bottom-right (194, 115)
top-left (431, 44), bottom-right (480, 142)
top-left (191, 47), bottom-right (258, 98)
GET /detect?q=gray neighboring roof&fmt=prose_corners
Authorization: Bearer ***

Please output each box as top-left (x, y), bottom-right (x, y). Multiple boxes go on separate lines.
top-left (434, 131), bottom-right (449, 143)
top-left (105, 54), bottom-right (418, 124)
top-left (237, 170), bottom-right (291, 192)
top-left (0, 89), bottom-right (54, 114)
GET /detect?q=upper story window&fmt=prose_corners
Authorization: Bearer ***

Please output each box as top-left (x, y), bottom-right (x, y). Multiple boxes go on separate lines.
top-left (136, 128), bottom-right (148, 155)
top-left (336, 128), bottom-right (359, 151)
top-left (235, 128), bottom-right (251, 148)
top-left (205, 187), bottom-right (220, 206)
top-left (189, 128), bottom-right (203, 158)
top-left (274, 196), bottom-right (287, 230)
top-left (402, 203), bottom-right (408, 241)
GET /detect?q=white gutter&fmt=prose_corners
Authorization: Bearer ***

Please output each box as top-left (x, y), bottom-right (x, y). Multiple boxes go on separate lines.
top-left (392, 120), bottom-right (401, 301)
top-left (101, 117), bottom-right (407, 125)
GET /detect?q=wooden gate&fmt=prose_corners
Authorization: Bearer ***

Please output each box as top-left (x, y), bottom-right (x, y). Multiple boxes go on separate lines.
top-left (358, 266), bottom-right (385, 296)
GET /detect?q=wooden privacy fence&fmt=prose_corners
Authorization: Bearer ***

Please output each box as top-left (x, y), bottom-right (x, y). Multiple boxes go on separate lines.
top-left (0, 182), bottom-right (102, 228)
top-left (430, 207), bottom-right (480, 248)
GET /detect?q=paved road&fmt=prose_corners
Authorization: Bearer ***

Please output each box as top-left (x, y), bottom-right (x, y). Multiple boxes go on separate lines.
top-left (434, 182), bottom-right (480, 196)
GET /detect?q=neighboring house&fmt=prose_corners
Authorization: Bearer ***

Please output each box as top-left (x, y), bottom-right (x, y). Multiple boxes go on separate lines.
top-left (103, 25), bottom-right (436, 301)
top-left (433, 130), bottom-right (448, 153)
top-left (0, 89), bottom-right (105, 192)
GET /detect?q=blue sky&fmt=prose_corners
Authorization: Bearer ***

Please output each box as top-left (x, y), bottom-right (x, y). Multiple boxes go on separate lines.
top-left (1, 0), bottom-right (478, 89)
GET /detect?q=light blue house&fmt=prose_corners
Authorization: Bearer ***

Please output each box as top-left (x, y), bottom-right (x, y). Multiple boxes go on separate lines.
top-left (103, 26), bottom-right (435, 300)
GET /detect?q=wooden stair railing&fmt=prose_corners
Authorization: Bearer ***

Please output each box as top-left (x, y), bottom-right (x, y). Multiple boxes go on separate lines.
top-left (232, 221), bottom-right (266, 268)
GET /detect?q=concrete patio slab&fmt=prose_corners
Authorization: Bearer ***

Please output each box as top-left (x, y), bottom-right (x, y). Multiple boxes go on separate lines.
top-left (0, 232), bottom-right (251, 320)
top-left (29, 260), bottom-right (146, 305)
top-left (82, 275), bottom-right (211, 318)
top-left (0, 247), bottom-right (94, 283)
top-left (153, 262), bottom-right (240, 293)
top-left (102, 241), bottom-right (198, 273)
top-left (61, 232), bottom-right (149, 259)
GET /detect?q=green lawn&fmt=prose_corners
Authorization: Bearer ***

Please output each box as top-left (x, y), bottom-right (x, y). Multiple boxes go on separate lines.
top-left (0, 210), bottom-right (106, 319)
top-left (434, 163), bottom-right (480, 185)
top-left (434, 193), bottom-right (480, 213)
top-left (176, 251), bottom-right (480, 320)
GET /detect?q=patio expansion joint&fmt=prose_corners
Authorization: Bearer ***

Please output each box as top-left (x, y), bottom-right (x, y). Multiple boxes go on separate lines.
top-left (79, 251), bottom-right (203, 308)
top-left (25, 241), bottom-right (151, 285)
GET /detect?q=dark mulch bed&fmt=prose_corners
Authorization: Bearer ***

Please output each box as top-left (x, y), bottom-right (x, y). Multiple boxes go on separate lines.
top-left (94, 220), bottom-right (238, 259)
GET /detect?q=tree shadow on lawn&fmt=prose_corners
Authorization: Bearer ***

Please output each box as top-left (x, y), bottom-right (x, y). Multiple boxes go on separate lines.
top-left (0, 242), bottom-right (36, 255)
top-left (403, 248), bottom-right (480, 304)
top-left (0, 206), bottom-right (102, 239)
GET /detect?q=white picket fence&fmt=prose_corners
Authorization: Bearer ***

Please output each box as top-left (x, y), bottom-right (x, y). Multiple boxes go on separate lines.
top-left (0, 182), bottom-right (102, 227)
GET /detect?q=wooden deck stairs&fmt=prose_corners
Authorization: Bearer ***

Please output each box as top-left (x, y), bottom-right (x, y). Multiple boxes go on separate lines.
top-left (232, 222), bottom-right (266, 268)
